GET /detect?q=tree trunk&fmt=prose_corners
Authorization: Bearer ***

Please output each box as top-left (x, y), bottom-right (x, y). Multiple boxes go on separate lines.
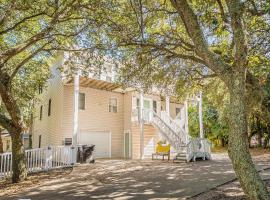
top-left (0, 77), bottom-right (27, 183)
top-left (227, 71), bottom-right (270, 199)
top-left (11, 131), bottom-right (27, 183)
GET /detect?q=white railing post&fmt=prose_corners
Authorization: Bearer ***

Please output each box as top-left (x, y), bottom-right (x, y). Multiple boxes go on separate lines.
top-left (139, 91), bottom-right (144, 159)
top-left (198, 92), bottom-right (204, 139)
top-left (70, 146), bottom-right (77, 165)
top-left (45, 146), bottom-right (52, 170)
top-left (184, 100), bottom-right (189, 143)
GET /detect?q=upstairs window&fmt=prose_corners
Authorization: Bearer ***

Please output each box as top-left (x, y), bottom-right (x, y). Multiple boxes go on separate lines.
top-left (79, 93), bottom-right (85, 110)
top-left (48, 99), bottom-right (52, 116)
top-left (38, 85), bottom-right (43, 94)
top-left (6, 140), bottom-right (10, 151)
top-left (109, 98), bottom-right (117, 113)
top-left (39, 106), bottom-right (43, 120)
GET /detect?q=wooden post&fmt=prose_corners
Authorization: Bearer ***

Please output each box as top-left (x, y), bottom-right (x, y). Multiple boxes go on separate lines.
top-left (139, 91), bottom-right (144, 159)
top-left (198, 91), bottom-right (204, 139)
top-left (72, 73), bottom-right (79, 146)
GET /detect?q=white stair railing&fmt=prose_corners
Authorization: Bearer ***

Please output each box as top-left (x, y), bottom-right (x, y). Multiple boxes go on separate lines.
top-left (187, 138), bottom-right (211, 161)
top-left (160, 111), bottom-right (189, 144)
top-left (132, 107), bottom-right (211, 162)
top-left (142, 109), bottom-right (186, 152)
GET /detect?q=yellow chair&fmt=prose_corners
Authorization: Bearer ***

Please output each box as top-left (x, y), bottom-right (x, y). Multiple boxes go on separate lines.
top-left (152, 141), bottom-right (171, 160)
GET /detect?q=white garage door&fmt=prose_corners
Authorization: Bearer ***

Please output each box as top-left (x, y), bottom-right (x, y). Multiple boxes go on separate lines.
top-left (79, 131), bottom-right (111, 158)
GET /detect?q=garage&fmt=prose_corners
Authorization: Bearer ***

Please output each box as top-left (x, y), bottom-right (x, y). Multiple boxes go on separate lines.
top-left (78, 131), bottom-right (111, 158)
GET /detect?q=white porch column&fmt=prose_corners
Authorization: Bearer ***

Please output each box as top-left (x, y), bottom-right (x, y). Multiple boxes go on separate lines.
top-left (72, 73), bottom-right (80, 146)
top-left (184, 100), bottom-right (189, 142)
top-left (198, 91), bottom-right (204, 138)
top-left (165, 95), bottom-right (170, 116)
top-left (139, 91), bottom-right (144, 159)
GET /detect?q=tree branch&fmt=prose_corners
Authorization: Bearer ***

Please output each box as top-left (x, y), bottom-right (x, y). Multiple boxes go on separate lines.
top-left (121, 41), bottom-right (207, 65)
top-left (170, 0), bottom-right (231, 78)
top-left (226, 0), bottom-right (247, 67)
top-left (216, 0), bottom-right (228, 23)
top-left (0, 12), bottom-right (45, 36)
top-left (9, 42), bottom-right (50, 81)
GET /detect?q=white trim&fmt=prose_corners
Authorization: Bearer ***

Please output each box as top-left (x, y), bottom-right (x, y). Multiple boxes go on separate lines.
top-left (72, 74), bottom-right (80, 146)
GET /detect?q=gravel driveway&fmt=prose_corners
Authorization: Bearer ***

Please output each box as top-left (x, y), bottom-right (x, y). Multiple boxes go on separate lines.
top-left (1, 152), bottom-right (270, 200)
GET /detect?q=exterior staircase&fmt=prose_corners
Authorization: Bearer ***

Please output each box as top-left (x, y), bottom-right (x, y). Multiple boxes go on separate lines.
top-left (142, 109), bottom-right (211, 162)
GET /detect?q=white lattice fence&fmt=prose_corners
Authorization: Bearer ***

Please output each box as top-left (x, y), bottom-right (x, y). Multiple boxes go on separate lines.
top-left (0, 146), bottom-right (77, 179)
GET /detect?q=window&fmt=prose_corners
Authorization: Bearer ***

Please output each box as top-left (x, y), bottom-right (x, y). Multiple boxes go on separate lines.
top-left (39, 106), bottom-right (43, 120)
top-left (109, 98), bottom-right (117, 113)
top-left (64, 138), bottom-right (72, 146)
top-left (38, 85), bottom-right (43, 94)
top-left (176, 108), bottom-right (181, 117)
top-left (38, 135), bottom-right (42, 148)
top-left (6, 140), bottom-right (10, 151)
top-left (79, 93), bottom-right (85, 110)
top-left (48, 99), bottom-right (51, 116)
top-left (153, 100), bottom-right (157, 113)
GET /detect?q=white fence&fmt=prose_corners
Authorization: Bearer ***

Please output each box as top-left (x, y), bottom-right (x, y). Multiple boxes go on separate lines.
top-left (0, 146), bottom-right (77, 179)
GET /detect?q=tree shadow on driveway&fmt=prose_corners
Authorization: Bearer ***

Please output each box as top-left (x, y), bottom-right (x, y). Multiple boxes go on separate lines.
top-left (1, 153), bottom-right (268, 200)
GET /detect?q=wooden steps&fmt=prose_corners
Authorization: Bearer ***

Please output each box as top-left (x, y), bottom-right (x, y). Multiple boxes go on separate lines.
top-left (172, 153), bottom-right (187, 163)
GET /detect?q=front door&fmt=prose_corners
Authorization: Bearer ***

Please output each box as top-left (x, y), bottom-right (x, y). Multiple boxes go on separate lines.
top-left (143, 99), bottom-right (152, 122)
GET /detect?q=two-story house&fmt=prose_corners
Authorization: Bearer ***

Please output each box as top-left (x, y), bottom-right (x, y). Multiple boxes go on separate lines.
top-left (32, 54), bottom-right (210, 161)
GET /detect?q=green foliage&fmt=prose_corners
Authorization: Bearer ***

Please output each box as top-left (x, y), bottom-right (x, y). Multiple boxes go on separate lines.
top-left (188, 96), bottom-right (229, 146)
top-left (188, 106), bottom-right (199, 138)
top-left (0, 0), bottom-right (101, 130)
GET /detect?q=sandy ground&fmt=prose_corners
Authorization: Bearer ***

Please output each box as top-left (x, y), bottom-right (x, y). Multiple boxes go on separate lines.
top-left (0, 151), bottom-right (270, 200)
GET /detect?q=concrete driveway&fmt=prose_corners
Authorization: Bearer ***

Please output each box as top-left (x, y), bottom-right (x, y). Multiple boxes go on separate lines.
top-left (1, 153), bottom-right (269, 200)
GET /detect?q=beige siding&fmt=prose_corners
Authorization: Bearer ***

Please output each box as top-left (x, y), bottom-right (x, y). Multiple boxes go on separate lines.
top-left (1, 135), bottom-right (11, 152)
top-left (169, 102), bottom-right (184, 119)
top-left (161, 101), bottom-right (183, 118)
top-left (131, 122), bottom-right (140, 159)
top-left (124, 91), bottom-right (132, 131)
top-left (131, 122), bottom-right (159, 159)
top-left (32, 57), bottom-right (64, 148)
top-left (62, 86), bottom-right (125, 157)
